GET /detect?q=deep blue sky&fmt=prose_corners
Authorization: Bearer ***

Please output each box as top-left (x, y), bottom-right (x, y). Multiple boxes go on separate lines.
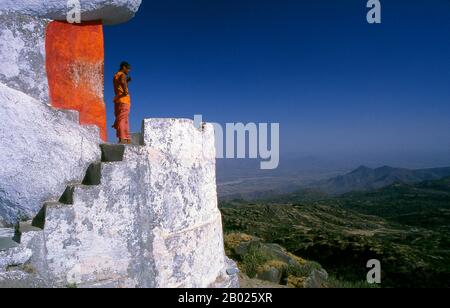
top-left (104, 0), bottom-right (450, 169)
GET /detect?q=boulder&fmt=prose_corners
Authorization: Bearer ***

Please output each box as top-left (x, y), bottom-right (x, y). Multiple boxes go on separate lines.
top-left (225, 234), bottom-right (306, 268)
top-left (0, 0), bottom-right (142, 25)
top-left (0, 82), bottom-right (101, 226)
top-left (304, 269), bottom-right (329, 288)
top-left (0, 11), bottom-right (49, 102)
top-left (260, 243), bottom-right (306, 267)
top-left (256, 266), bottom-right (282, 284)
top-left (287, 275), bottom-right (306, 288)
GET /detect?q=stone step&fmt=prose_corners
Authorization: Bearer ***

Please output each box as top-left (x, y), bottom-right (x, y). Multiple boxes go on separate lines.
top-left (19, 221), bottom-right (42, 233)
top-left (0, 228), bottom-right (15, 251)
top-left (0, 228), bottom-right (14, 239)
top-left (59, 184), bottom-right (77, 205)
top-left (32, 204), bottom-right (48, 230)
top-left (82, 163), bottom-right (102, 186)
top-left (130, 133), bottom-right (143, 146)
top-left (9, 221), bottom-right (44, 245)
top-left (100, 144), bottom-right (125, 162)
top-left (0, 238), bottom-right (18, 252)
top-left (31, 162), bottom-right (104, 232)
top-left (31, 202), bottom-right (65, 230)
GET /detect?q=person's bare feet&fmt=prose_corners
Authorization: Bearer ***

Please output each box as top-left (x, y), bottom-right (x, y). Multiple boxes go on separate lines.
top-left (118, 139), bottom-right (132, 145)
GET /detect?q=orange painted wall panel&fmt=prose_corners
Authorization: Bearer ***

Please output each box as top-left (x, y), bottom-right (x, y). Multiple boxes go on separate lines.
top-left (46, 21), bottom-right (107, 141)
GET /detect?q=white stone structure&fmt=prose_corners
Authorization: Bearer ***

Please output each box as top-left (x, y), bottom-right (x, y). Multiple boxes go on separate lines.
top-left (0, 0), bottom-right (145, 225)
top-left (0, 11), bottom-right (49, 102)
top-left (0, 119), bottom-right (239, 288)
top-left (0, 0), bottom-right (239, 288)
top-left (0, 0), bottom-right (142, 25)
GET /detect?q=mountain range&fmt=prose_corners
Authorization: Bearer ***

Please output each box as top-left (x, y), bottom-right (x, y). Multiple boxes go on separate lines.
top-left (308, 165), bottom-right (450, 195)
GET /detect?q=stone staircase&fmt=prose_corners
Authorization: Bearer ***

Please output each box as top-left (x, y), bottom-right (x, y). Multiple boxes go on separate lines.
top-left (0, 97), bottom-right (118, 246)
top-left (30, 142), bottom-right (132, 232)
top-left (1, 81), bottom-right (103, 229)
top-left (0, 102), bottom-right (100, 250)
top-left (19, 106), bottom-right (105, 235)
top-left (1, 103), bottom-right (134, 249)
top-left (1, 118), bottom-right (239, 288)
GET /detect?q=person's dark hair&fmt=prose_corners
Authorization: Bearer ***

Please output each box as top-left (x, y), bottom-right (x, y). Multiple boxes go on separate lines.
top-left (120, 61), bottom-right (131, 70)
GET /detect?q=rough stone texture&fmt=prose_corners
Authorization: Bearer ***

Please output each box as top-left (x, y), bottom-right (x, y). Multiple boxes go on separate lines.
top-left (46, 21), bottom-right (107, 140)
top-left (0, 119), bottom-right (239, 288)
top-left (0, 231), bottom-right (48, 288)
top-left (209, 257), bottom-right (240, 288)
top-left (0, 11), bottom-right (49, 102)
top-left (0, 233), bottom-right (35, 271)
top-left (256, 267), bottom-right (282, 284)
top-left (0, 228), bottom-right (16, 251)
top-left (0, 0), bottom-right (142, 25)
top-left (0, 82), bottom-right (101, 226)
top-left (0, 229), bottom-right (14, 239)
top-left (239, 273), bottom-right (290, 289)
top-left (304, 269), bottom-right (329, 289)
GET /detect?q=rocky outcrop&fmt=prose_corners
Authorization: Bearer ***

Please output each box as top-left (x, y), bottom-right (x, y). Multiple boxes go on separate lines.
top-left (224, 233), bottom-right (328, 288)
top-left (0, 119), bottom-right (239, 288)
top-left (0, 82), bottom-right (101, 227)
top-left (0, 11), bottom-right (49, 102)
top-left (0, 0), bottom-right (142, 25)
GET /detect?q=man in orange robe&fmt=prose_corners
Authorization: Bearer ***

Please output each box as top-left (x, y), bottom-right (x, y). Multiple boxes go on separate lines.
top-left (112, 61), bottom-right (132, 144)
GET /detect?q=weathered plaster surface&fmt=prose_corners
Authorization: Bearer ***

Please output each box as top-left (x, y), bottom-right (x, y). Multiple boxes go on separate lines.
top-left (0, 82), bottom-right (101, 226)
top-left (0, 12), bottom-right (49, 102)
top-left (0, 119), bottom-right (239, 288)
top-left (0, 0), bottom-right (142, 25)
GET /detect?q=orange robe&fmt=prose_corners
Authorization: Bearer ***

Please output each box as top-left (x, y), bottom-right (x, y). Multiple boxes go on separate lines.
top-left (112, 71), bottom-right (131, 140)
top-left (113, 103), bottom-right (130, 140)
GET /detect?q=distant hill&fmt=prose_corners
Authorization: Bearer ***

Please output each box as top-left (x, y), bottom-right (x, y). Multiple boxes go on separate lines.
top-left (309, 165), bottom-right (450, 195)
top-left (221, 176), bottom-right (450, 287)
top-left (220, 201), bottom-right (450, 288)
top-left (328, 177), bottom-right (450, 230)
